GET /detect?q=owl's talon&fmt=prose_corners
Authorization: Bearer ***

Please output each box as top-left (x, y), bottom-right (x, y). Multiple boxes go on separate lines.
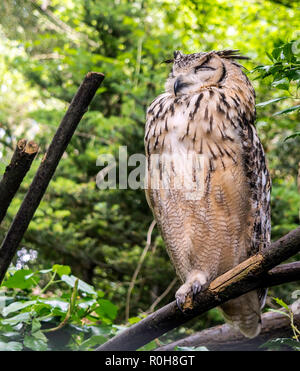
top-left (192, 281), bottom-right (201, 296)
top-left (176, 297), bottom-right (184, 312)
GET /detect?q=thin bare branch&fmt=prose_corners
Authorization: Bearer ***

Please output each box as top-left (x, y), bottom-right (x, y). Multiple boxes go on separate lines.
top-left (29, 0), bottom-right (98, 48)
top-left (146, 277), bottom-right (178, 314)
top-left (125, 220), bottom-right (156, 322)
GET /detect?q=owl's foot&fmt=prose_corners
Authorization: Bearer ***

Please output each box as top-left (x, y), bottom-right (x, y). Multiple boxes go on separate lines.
top-left (175, 271), bottom-right (208, 312)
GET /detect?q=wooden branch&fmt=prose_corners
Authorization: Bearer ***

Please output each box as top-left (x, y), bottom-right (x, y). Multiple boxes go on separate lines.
top-left (0, 72), bottom-right (104, 284)
top-left (263, 261), bottom-right (300, 287)
top-left (125, 220), bottom-right (156, 322)
top-left (0, 139), bottom-right (39, 224)
top-left (96, 227), bottom-right (300, 351)
top-left (155, 305), bottom-right (300, 351)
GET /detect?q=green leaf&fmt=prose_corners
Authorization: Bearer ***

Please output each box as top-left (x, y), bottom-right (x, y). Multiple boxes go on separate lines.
top-left (78, 335), bottom-right (107, 350)
top-left (2, 300), bottom-right (36, 317)
top-left (0, 341), bottom-right (23, 351)
top-left (273, 297), bottom-right (290, 311)
top-left (271, 78), bottom-right (289, 90)
top-left (273, 104), bottom-right (300, 116)
top-left (32, 330), bottom-right (48, 342)
top-left (31, 319), bottom-right (41, 333)
top-left (24, 335), bottom-right (48, 351)
top-left (272, 47), bottom-right (281, 60)
top-left (1, 312), bottom-right (31, 325)
top-left (97, 290), bottom-right (105, 298)
top-left (77, 298), bottom-right (97, 310)
top-left (89, 324), bottom-right (114, 337)
top-left (0, 296), bottom-right (14, 311)
top-left (266, 51), bottom-right (274, 62)
top-left (292, 40), bottom-right (300, 56)
top-left (138, 340), bottom-right (157, 351)
top-left (39, 298), bottom-right (69, 312)
top-left (0, 323), bottom-right (20, 338)
top-left (256, 97), bottom-right (288, 107)
top-left (283, 42), bottom-right (294, 62)
top-left (38, 269), bottom-right (53, 274)
top-left (2, 269), bottom-right (37, 289)
top-left (260, 338), bottom-right (300, 350)
top-left (52, 264), bottom-right (71, 277)
top-left (32, 302), bottom-right (52, 317)
top-left (61, 275), bottom-right (96, 295)
top-left (95, 299), bottom-right (118, 321)
top-left (284, 132), bottom-right (300, 142)
top-left (128, 316), bottom-right (142, 324)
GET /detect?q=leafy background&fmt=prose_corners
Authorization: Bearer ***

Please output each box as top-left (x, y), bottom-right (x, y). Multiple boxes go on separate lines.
top-left (0, 0), bottom-right (299, 350)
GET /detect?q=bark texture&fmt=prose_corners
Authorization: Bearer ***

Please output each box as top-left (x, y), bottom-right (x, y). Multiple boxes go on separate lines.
top-left (0, 139), bottom-right (39, 224)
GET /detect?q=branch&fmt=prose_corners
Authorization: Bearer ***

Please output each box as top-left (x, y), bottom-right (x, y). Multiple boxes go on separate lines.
top-left (96, 227), bottom-right (300, 351)
top-left (267, 0), bottom-right (296, 8)
top-left (29, 0), bottom-right (98, 48)
top-left (125, 220), bottom-right (156, 322)
top-left (0, 139), bottom-right (39, 224)
top-left (42, 279), bottom-right (79, 334)
top-left (155, 303), bottom-right (300, 351)
top-left (0, 72), bottom-right (104, 284)
top-left (146, 277), bottom-right (178, 314)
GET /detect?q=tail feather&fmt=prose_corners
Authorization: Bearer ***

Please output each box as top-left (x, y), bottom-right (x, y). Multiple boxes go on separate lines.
top-left (219, 290), bottom-right (262, 338)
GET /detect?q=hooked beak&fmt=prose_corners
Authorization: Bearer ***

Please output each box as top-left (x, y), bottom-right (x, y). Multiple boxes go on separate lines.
top-left (174, 77), bottom-right (191, 96)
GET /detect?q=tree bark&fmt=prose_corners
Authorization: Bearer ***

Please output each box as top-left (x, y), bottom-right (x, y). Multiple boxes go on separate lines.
top-left (96, 227), bottom-right (300, 351)
top-left (0, 139), bottom-right (38, 224)
top-left (0, 72), bottom-right (104, 284)
top-left (155, 305), bottom-right (300, 351)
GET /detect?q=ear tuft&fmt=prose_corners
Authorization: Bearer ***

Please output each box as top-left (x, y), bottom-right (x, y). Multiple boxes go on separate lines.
top-left (173, 50), bottom-right (183, 59)
top-left (216, 49), bottom-right (250, 60)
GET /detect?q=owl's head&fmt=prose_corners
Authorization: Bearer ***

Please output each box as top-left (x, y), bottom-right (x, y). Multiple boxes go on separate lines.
top-left (164, 50), bottom-right (249, 96)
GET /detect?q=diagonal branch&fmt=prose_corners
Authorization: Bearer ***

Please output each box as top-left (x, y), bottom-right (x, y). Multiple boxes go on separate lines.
top-left (96, 227), bottom-right (300, 351)
top-left (0, 72), bottom-right (104, 284)
top-left (29, 0), bottom-right (98, 48)
top-left (0, 139), bottom-right (39, 224)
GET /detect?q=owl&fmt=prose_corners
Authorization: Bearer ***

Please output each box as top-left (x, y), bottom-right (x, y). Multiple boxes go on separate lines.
top-left (144, 49), bottom-right (271, 338)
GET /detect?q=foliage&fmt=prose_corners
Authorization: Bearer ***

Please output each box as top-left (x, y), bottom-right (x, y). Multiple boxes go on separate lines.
top-left (252, 39), bottom-right (300, 129)
top-left (0, 265), bottom-right (119, 350)
top-left (260, 297), bottom-right (300, 351)
top-left (251, 40), bottom-right (300, 243)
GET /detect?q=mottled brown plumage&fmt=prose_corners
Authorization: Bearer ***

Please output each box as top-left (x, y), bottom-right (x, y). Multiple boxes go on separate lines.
top-left (144, 49), bottom-right (271, 338)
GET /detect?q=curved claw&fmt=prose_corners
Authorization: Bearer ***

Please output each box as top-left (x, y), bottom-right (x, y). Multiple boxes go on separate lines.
top-left (176, 297), bottom-right (184, 313)
top-left (192, 281), bottom-right (201, 296)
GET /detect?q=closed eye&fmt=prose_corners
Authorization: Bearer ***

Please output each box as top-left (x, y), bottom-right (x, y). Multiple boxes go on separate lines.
top-left (194, 65), bottom-right (216, 72)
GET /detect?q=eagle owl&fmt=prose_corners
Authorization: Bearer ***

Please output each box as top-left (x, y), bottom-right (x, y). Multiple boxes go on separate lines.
top-left (144, 49), bottom-right (271, 338)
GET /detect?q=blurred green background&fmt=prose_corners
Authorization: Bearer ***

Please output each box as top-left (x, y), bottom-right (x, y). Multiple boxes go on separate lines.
top-left (0, 0), bottom-right (299, 331)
